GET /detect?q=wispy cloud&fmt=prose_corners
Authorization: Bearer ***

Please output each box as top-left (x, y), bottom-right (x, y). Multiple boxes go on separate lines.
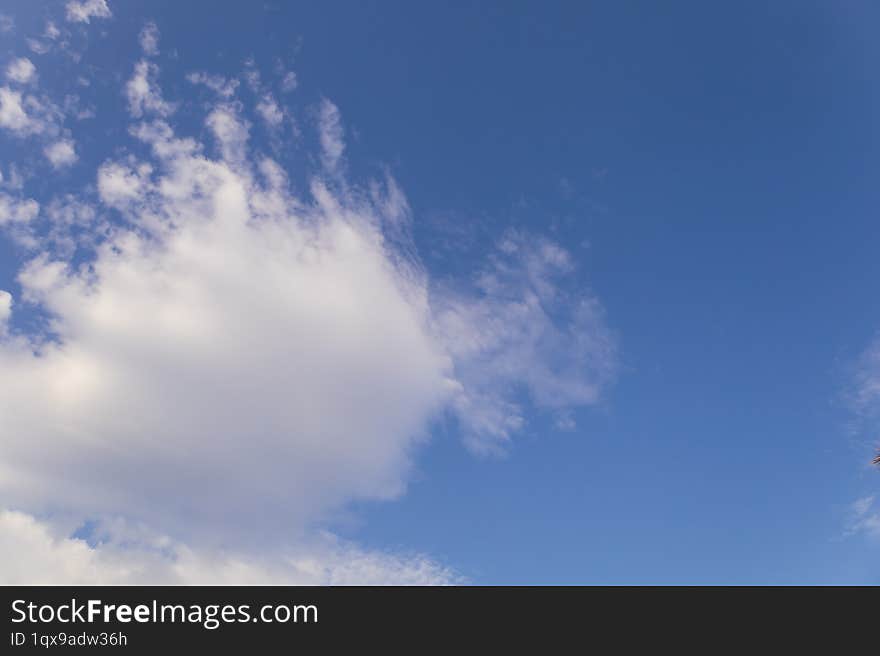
top-left (125, 60), bottom-right (175, 117)
top-left (65, 0), bottom-right (112, 24)
top-left (436, 231), bottom-right (617, 452)
top-left (139, 21), bottom-right (160, 56)
top-left (317, 97), bottom-right (345, 174)
top-left (256, 93), bottom-right (284, 129)
top-left (186, 71), bottom-right (240, 98)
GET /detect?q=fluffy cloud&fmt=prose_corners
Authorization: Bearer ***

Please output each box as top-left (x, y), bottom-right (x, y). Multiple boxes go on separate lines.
top-left (0, 86), bottom-right (62, 138)
top-left (0, 192), bottom-right (39, 225)
top-left (126, 60), bottom-right (175, 118)
top-left (0, 105), bottom-right (454, 545)
top-left (6, 58), bottom-right (36, 84)
top-left (0, 87), bottom-right (38, 135)
top-left (0, 18), bottom-right (617, 581)
top-left (97, 160), bottom-right (152, 208)
top-left (65, 0), bottom-right (112, 24)
top-left (0, 510), bottom-right (457, 585)
top-left (206, 105), bottom-right (250, 163)
top-left (44, 138), bottom-right (78, 168)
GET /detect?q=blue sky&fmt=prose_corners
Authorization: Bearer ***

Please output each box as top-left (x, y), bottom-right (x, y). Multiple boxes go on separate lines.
top-left (1, 1), bottom-right (879, 584)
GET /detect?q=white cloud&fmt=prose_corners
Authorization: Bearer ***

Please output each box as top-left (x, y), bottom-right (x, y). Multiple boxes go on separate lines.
top-left (186, 71), bottom-right (239, 98)
top-left (256, 93), bottom-right (284, 129)
top-left (0, 46), bottom-right (617, 581)
top-left (318, 98), bottom-right (345, 173)
top-left (0, 192), bottom-right (40, 249)
top-left (0, 510), bottom-right (458, 585)
top-left (44, 195), bottom-right (100, 245)
top-left (0, 87), bottom-right (38, 135)
top-left (436, 232), bottom-right (617, 452)
top-left (243, 58), bottom-right (261, 92)
top-left (0, 87), bottom-right (61, 138)
top-left (281, 71), bottom-right (298, 93)
top-left (0, 14), bottom-right (13, 34)
top-left (0, 291), bottom-right (11, 331)
top-left (65, 0), bottom-right (112, 24)
top-left (126, 60), bottom-right (174, 118)
top-left (846, 496), bottom-right (880, 540)
top-left (6, 58), bottom-right (36, 85)
top-left (97, 160), bottom-right (152, 208)
top-left (11, 194), bottom-right (104, 259)
top-left (240, 61), bottom-right (287, 133)
top-left (44, 139), bottom-right (78, 169)
top-left (853, 338), bottom-right (880, 415)
top-left (63, 93), bottom-right (96, 120)
top-left (849, 337), bottom-right (880, 468)
top-left (26, 39), bottom-right (51, 56)
top-left (206, 105), bottom-right (250, 163)
top-left (0, 192), bottom-right (39, 225)
top-left (45, 195), bottom-right (98, 228)
top-left (853, 496), bottom-right (874, 517)
top-left (0, 105), bottom-right (453, 546)
top-left (45, 21), bottom-right (62, 40)
top-left (0, 164), bottom-right (25, 190)
top-left (139, 21), bottom-right (159, 56)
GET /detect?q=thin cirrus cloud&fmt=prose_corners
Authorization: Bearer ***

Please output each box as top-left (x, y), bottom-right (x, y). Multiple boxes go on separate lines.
top-left (139, 21), bottom-right (159, 56)
top-left (0, 8), bottom-right (617, 583)
top-left (317, 97), bottom-right (345, 174)
top-left (435, 233), bottom-right (616, 453)
top-left (845, 496), bottom-right (880, 540)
